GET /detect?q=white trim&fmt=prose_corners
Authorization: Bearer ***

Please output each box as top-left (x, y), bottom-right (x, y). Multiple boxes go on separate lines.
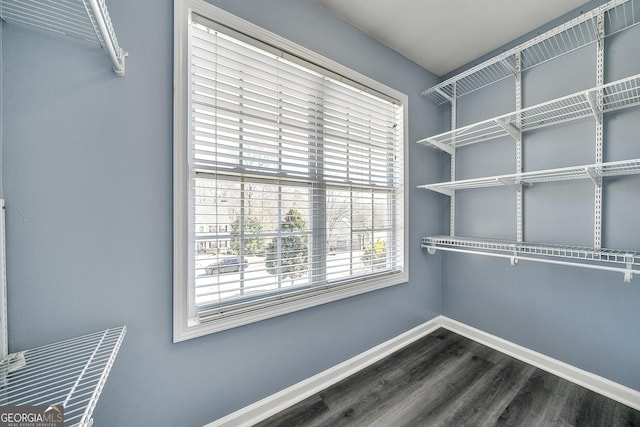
top-left (173, 0), bottom-right (192, 344)
top-left (204, 316), bottom-right (444, 427)
top-left (179, 274), bottom-right (408, 341)
top-left (206, 315), bottom-right (640, 426)
top-left (440, 317), bottom-right (640, 412)
top-left (173, 0), bottom-right (409, 342)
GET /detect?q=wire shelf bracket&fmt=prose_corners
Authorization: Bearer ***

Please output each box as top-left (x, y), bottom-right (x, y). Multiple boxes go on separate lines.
top-left (421, 236), bottom-right (639, 283)
top-left (0, 0), bottom-right (127, 76)
top-left (0, 326), bottom-right (126, 427)
top-left (421, 0), bottom-right (640, 104)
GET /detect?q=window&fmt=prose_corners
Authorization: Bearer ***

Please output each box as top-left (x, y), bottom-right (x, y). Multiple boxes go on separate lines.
top-left (174, 0), bottom-right (408, 341)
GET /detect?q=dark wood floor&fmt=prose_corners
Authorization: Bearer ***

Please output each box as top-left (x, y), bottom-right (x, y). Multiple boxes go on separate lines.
top-left (256, 329), bottom-right (640, 426)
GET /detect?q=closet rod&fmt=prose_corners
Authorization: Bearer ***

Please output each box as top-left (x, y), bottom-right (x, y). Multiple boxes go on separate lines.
top-left (423, 245), bottom-right (638, 283)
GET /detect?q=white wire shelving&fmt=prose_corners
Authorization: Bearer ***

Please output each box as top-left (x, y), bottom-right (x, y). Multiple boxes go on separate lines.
top-left (421, 0), bottom-right (640, 104)
top-left (0, 326), bottom-right (126, 427)
top-left (0, 0), bottom-right (127, 76)
top-left (418, 74), bottom-right (640, 152)
top-left (418, 158), bottom-right (640, 195)
top-left (421, 236), bottom-right (639, 283)
top-left (418, 0), bottom-right (640, 282)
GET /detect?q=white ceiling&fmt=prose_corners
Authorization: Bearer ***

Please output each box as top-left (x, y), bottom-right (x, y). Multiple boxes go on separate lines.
top-left (314, 0), bottom-right (591, 76)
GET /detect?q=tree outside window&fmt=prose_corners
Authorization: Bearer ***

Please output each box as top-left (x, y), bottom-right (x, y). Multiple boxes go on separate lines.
top-left (265, 209), bottom-right (309, 284)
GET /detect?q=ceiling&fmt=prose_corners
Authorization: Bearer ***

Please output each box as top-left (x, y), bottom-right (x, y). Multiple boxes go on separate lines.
top-left (314, 0), bottom-right (592, 76)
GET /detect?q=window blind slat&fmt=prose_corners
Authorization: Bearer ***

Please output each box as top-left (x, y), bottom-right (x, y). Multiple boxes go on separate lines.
top-left (191, 41), bottom-right (325, 101)
top-left (192, 92), bottom-right (323, 133)
top-left (187, 13), bottom-right (404, 320)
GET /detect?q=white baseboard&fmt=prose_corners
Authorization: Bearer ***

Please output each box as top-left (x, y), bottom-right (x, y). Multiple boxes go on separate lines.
top-left (439, 317), bottom-right (640, 412)
top-left (205, 316), bottom-right (444, 427)
top-left (206, 315), bottom-right (640, 426)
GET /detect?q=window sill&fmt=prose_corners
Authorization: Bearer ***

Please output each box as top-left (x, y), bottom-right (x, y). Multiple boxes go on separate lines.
top-left (174, 272), bottom-right (408, 342)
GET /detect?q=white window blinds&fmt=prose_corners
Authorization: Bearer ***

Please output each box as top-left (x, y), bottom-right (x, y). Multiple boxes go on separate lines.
top-left (180, 10), bottom-right (405, 334)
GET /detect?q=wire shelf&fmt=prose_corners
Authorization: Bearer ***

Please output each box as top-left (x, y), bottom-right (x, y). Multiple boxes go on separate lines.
top-left (417, 74), bottom-right (640, 151)
top-left (422, 235), bottom-right (640, 266)
top-left (422, 0), bottom-right (640, 104)
top-left (0, 326), bottom-right (126, 427)
top-left (0, 0), bottom-right (127, 76)
top-left (421, 235), bottom-right (640, 282)
top-left (418, 158), bottom-right (640, 195)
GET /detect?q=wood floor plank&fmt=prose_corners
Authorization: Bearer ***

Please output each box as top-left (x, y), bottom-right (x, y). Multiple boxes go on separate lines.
top-left (255, 395), bottom-right (328, 427)
top-left (255, 330), bottom-right (468, 427)
top-left (307, 332), bottom-right (479, 426)
top-left (358, 351), bottom-right (493, 427)
top-left (495, 369), bottom-right (575, 426)
top-left (255, 329), bottom-right (640, 427)
top-left (558, 384), bottom-right (640, 427)
top-left (316, 331), bottom-right (455, 408)
top-left (417, 353), bottom-right (537, 426)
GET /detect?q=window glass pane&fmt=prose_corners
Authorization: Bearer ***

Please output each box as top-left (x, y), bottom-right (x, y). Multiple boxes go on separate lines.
top-left (184, 13), bottom-right (405, 329)
top-left (194, 177), bottom-right (312, 306)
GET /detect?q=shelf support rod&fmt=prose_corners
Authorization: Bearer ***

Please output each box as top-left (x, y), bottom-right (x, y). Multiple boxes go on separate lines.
top-left (434, 87), bottom-right (452, 102)
top-left (418, 185), bottom-right (454, 197)
top-left (496, 118), bottom-right (521, 141)
top-left (64, 329), bottom-right (108, 409)
top-left (86, 0), bottom-right (127, 76)
top-left (586, 90), bottom-right (602, 124)
top-left (596, 14), bottom-right (605, 51)
top-left (585, 167), bottom-right (602, 187)
top-left (501, 57), bottom-right (516, 75)
top-left (510, 246), bottom-right (519, 266)
top-left (449, 82), bottom-right (457, 237)
top-left (594, 12), bottom-right (605, 250)
top-left (624, 254), bottom-right (634, 283)
top-left (424, 138), bottom-right (454, 155)
top-left (514, 52), bottom-right (523, 243)
top-left (498, 178), bottom-right (530, 192)
top-left (78, 327), bottom-right (127, 426)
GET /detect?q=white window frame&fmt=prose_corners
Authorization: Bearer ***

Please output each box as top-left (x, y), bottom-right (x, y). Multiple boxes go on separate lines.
top-left (173, 0), bottom-right (409, 342)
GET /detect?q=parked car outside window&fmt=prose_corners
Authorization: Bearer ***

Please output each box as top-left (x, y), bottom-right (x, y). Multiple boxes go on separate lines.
top-left (205, 257), bottom-right (249, 275)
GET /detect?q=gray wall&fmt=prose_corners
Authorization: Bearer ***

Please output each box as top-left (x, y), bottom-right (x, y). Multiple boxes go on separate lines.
top-left (0, 23), bottom-right (3, 199)
top-left (4, 0), bottom-right (637, 425)
top-left (0, 0), bottom-right (441, 425)
top-left (442, 0), bottom-right (640, 391)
